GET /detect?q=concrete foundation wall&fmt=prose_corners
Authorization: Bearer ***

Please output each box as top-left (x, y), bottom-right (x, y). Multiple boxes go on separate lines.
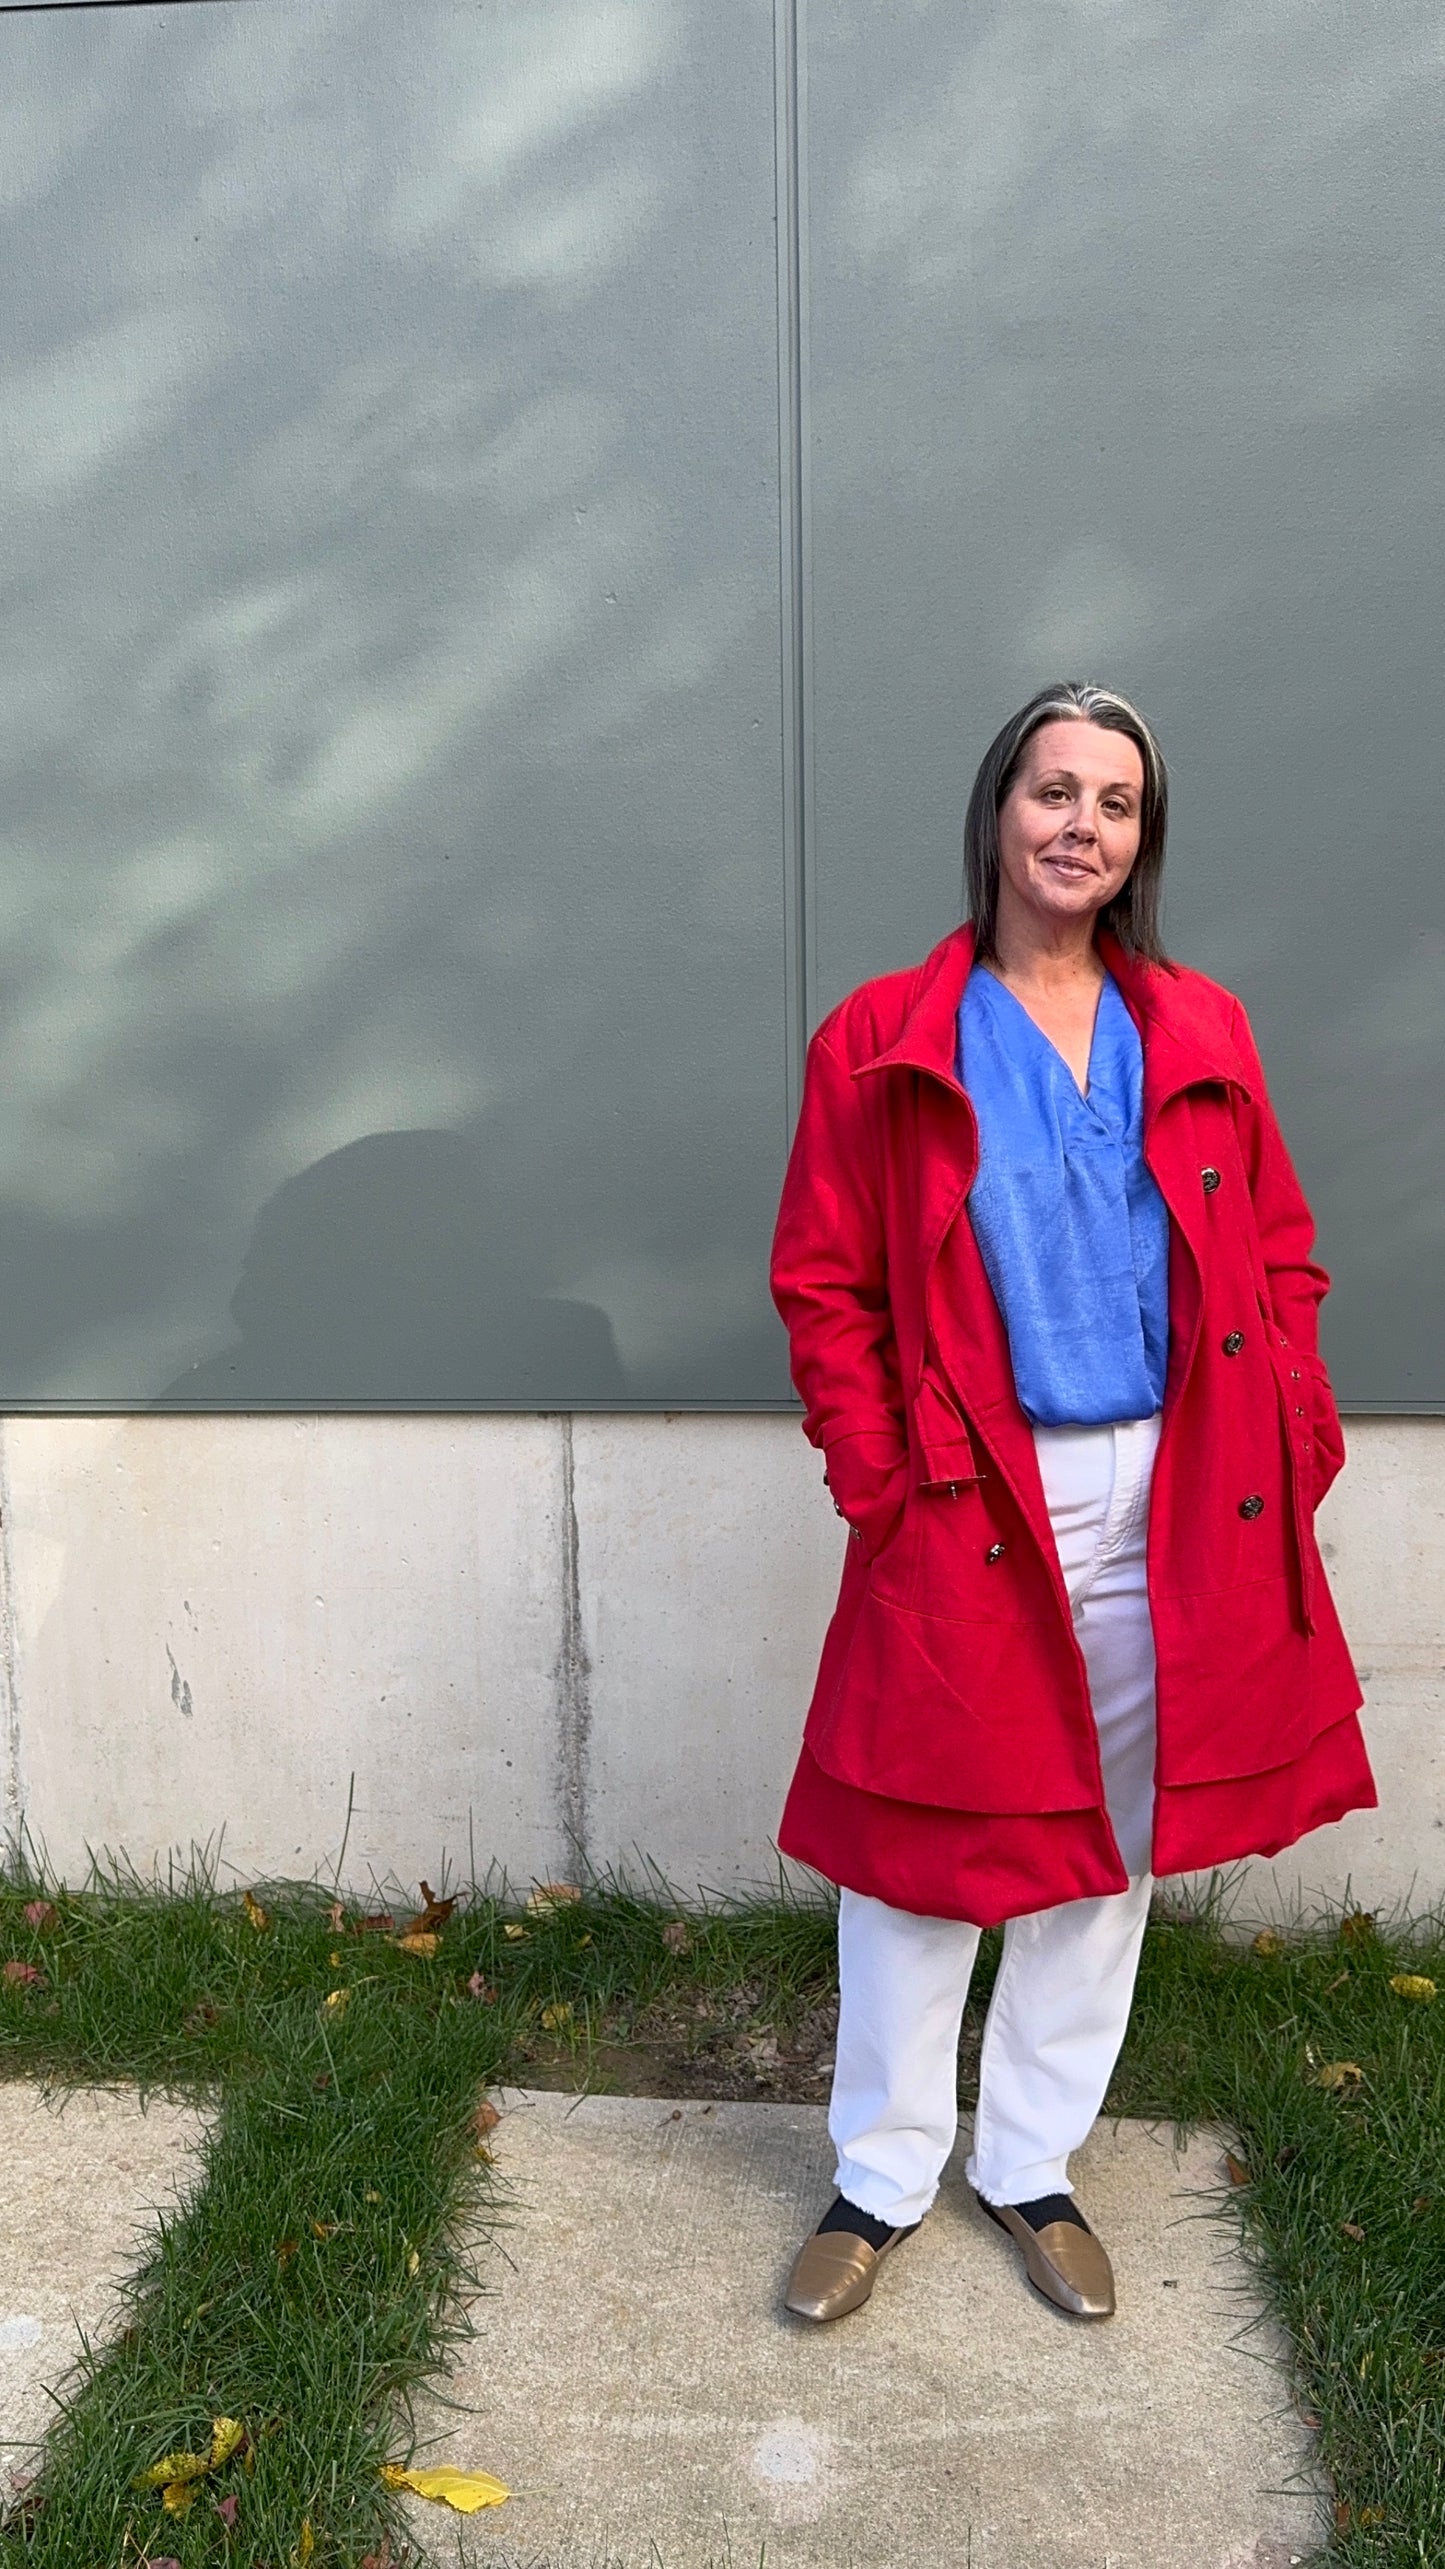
top-left (1, 1415), bottom-right (1439, 1920)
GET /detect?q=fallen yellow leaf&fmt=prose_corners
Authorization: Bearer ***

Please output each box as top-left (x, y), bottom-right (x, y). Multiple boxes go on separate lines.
top-left (503, 1923), bottom-right (528, 1942)
top-left (1313, 2060), bottom-right (1364, 2091)
top-left (1390, 1973), bottom-right (1437, 2003)
top-left (296, 2519), bottom-right (315, 2565)
top-left (242, 1889), bottom-right (271, 1934)
top-left (364, 2188), bottom-right (382, 2203)
top-left (527, 1882), bottom-right (582, 1914)
top-left (137, 2447), bottom-right (214, 2490)
top-left (162, 2479), bottom-right (198, 2515)
top-left (392, 1931), bottom-right (439, 1957)
top-left (381, 2464), bottom-right (510, 2513)
top-left (1252, 1929), bottom-right (1283, 1956)
top-left (209, 2417), bottom-right (246, 2468)
top-left (540, 2001), bottom-right (574, 2032)
top-left (407, 2246), bottom-right (420, 2275)
top-left (324, 1986), bottom-right (351, 2012)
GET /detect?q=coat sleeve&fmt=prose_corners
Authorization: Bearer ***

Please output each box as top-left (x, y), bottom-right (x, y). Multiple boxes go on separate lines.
top-left (770, 1024), bottom-right (910, 1556)
top-left (1228, 997), bottom-right (1346, 1507)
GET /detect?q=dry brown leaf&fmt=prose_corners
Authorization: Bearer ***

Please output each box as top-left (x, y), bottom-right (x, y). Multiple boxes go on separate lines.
top-left (216, 2492), bottom-right (240, 2528)
top-left (3, 1960), bottom-right (43, 1987)
top-left (527, 1881), bottom-right (582, 1914)
top-left (405, 1881), bottom-right (457, 1936)
top-left (1390, 1973), bottom-right (1437, 2003)
top-left (325, 1899), bottom-right (344, 1930)
top-left (1339, 1909), bottom-right (1377, 1947)
top-left (183, 2002), bottom-right (219, 2035)
top-left (351, 1911), bottom-right (395, 1935)
top-left (1223, 2150), bottom-right (1251, 2187)
top-left (1251, 1929), bottom-right (1283, 1956)
top-left (1341, 2221), bottom-right (1366, 2240)
top-left (22, 1900), bottom-right (60, 1932)
top-left (1334, 2500), bottom-right (1352, 2532)
top-left (474, 2097), bottom-right (501, 2138)
top-left (242, 1890), bottom-right (271, 1935)
top-left (661, 1919), bottom-right (692, 1956)
top-left (1313, 2060), bottom-right (1364, 2091)
top-left (392, 1931), bottom-right (439, 1958)
top-left (277, 2239), bottom-right (299, 2267)
top-left (1413, 2194), bottom-right (1433, 2216)
top-left (466, 1972), bottom-right (496, 2002)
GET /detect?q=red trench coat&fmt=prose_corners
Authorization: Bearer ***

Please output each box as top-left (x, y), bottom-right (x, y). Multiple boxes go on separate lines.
top-left (771, 923), bottom-right (1376, 1926)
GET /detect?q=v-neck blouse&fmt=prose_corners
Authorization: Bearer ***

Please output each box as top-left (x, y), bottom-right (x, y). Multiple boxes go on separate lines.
top-left (956, 966), bottom-right (1170, 1427)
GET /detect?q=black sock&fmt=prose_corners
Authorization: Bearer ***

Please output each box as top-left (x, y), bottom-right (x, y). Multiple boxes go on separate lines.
top-left (1008, 2191), bottom-right (1088, 2233)
top-left (816, 2193), bottom-right (917, 2251)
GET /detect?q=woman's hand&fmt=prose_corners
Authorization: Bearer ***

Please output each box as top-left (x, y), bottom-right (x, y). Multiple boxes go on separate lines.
top-left (824, 1428), bottom-right (911, 1560)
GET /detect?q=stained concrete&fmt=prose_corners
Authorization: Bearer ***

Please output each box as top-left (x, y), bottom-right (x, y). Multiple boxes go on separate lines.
top-left (4, 1415), bottom-right (1439, 1919)
top-left (401, 2090), bottom-right (1322, 2569)
top-left (0, 2083), bottom-right (208, 2488)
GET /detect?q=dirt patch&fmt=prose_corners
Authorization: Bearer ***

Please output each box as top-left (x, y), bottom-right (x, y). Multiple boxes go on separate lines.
top-left (513, 1983), bottom-right (988, 2105)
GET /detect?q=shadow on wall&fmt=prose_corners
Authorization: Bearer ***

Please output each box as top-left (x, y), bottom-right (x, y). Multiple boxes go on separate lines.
top-left (153, 1129), bottom-right (626, 1406)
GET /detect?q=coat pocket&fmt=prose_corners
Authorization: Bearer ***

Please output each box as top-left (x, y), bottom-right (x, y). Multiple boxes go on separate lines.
top-left (808, 1589), bottom-right (1098, 1814)
top-left (911, 1363), bottom-right (980, 1492)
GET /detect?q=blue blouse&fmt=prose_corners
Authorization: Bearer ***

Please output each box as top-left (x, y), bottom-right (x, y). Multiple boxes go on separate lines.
top-left (956, 966), bottom-right (1170, 1427)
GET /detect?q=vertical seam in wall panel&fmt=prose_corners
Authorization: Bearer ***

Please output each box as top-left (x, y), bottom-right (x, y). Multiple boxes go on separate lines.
top-left (553, 1416), bottom-right (591, 1872)
top-left (776, 0), bottom-right (812, 1128)
top-left (0, 1422), bottom-right (22, 1848)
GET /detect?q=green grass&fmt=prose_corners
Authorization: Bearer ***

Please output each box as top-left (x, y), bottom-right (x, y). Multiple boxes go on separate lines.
top-left (2, 1855), bottom-right (1443, 2567)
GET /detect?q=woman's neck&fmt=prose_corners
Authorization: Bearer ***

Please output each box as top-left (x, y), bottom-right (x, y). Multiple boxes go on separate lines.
top-left (987, 910), bottom-right (1104, 998)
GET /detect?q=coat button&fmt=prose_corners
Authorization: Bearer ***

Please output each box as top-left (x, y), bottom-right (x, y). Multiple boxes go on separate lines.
top-left (1222, 1330), bottom-right (1245, 1356)
top-left (1238, 1494), bottom-right (1265, 1519)
top-left (984, 1542), bottom-right (1007, 1564)
top-left (1201, 1166), bottom-right (1222, 1193)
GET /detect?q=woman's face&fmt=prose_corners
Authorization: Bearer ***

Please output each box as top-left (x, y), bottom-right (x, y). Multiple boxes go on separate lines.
top-left (995, 719), bottom-right (1144, 935)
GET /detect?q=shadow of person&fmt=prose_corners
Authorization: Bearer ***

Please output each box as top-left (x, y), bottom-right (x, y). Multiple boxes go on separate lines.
top-left (152, 1129), bottom-right (628, 1406)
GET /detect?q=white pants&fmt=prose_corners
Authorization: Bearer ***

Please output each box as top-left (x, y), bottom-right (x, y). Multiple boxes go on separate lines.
top-left (831, 1412), bottom-right (1162, 2226)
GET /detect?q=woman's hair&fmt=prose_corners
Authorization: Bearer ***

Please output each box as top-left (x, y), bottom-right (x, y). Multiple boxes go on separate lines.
top-left (963, 681), bottom-right (1172, 965)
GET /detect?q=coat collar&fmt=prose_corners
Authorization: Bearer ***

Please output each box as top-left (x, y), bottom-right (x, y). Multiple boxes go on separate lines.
top-left (852, 921), bottom-right (1254, 1114)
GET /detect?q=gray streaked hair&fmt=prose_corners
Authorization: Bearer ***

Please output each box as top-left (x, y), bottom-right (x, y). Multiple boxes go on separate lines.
top-left (963, 681), bottom-right (1172, 966)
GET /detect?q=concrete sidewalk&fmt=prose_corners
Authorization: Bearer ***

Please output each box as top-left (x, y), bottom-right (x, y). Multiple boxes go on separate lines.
top-left (401, 2090), bottom-right (1322, 2569)
top-left (0, 2082), bottom-right (208, 2490)
top-left (0, 2079), bottom-right (1324, 2567)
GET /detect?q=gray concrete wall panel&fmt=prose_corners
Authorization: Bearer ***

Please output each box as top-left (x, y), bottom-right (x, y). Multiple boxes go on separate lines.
top-left (0, 0), bottom-right (792, 1406)
top-left (803, 0), bottom-right (1445, 1407)
top-left (3, 1413), bottom-right (1440, 1918)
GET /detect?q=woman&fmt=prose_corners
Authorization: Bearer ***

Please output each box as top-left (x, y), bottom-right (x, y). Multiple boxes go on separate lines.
top-left (770, 682), bottom-right (1375, 2325)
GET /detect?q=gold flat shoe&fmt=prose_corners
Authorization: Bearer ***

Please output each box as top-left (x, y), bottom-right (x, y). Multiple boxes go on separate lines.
top-left (784, 2220), bottom-right (908, 2323)
top-left (976, 2193), bottom-right (1116, 2318)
